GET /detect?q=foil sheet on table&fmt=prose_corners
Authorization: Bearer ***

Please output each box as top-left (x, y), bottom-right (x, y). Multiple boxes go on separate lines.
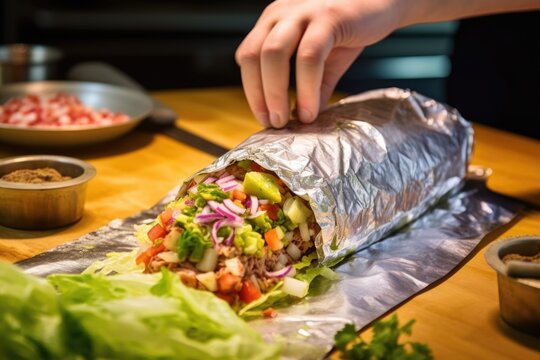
top-left (16, 88), bottom-right (521, 359)
top-left (17, 179), bottom-right (520, 359)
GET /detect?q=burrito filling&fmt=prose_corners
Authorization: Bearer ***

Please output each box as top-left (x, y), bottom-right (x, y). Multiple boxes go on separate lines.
top-left (134, 160), bottom-right (321, 309)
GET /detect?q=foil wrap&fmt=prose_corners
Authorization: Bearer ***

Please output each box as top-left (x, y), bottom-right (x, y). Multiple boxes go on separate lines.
top-left (15, 88), bottom-right (521, 359)
top-left (179, 88), bottom-right (473, 264)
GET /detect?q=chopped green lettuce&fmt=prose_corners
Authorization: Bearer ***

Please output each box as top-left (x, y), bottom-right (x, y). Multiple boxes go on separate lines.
top-left (0, 263), bottom-right (281, 360)
top-left (82, 248), bottom-right (144, 276)
top-left (234, 225), bottom-right (264, 256)
top-left (191, 183), bottom-right (228, 203)
top-left (0, 262), bottom-right (70, 360)
top-left (237, 261), bottom-right (337, 318)
top-left (177, 228), bottom-right (213, 262)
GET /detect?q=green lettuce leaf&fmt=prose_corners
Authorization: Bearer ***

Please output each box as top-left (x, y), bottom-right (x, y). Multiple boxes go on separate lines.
top-left (82, 248), bottom-right (144, 276)
top-left (0, 262), bottom-right (71, 360)
top-left (238, 262), bottom-right (338, 318)
top-left (49, 269), bottom-right (281, 360)
top-left (0, 263), bottom-right (281, 360)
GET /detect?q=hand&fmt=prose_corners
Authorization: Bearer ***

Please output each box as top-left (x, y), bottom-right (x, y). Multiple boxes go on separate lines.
top-left (235, 0), bottom-right (405, 128)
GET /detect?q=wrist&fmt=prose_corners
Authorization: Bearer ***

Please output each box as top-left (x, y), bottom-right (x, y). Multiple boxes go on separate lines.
top-left (396, 0), bottom-right (540, 28)
top-left (395, 0), bottom-right (441, 28)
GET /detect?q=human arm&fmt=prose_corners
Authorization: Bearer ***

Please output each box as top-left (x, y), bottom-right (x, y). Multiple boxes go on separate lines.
top-left (235, 0), bottom-right (540, 128)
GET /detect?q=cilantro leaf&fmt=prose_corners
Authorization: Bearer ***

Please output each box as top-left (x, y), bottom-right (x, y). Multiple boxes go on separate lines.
top-left (335, 323), bottom-right (359, 352)
top-left (333, 315), bottom-right (433, 360)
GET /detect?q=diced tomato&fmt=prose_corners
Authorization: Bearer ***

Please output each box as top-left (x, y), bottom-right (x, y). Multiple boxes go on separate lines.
top-left (215, 292), bottom-right (236, 305)
top-left (217, 272), bottom-right (242, 294)
top-left (159, 208), bottom-right (173, 228)
top-left (264, 228), bottom-right (284, 251)
top-left (259, 203), bottom-right (279, 221)
top-left (136, 243), bottom-right (165, 266)
top-left (147, 223), bottom-right (168, 242)
top-left (239, 280), bottom-right (262, 304)
top-left (232, 189), bottom-right (247, 202)
top-left (262, 307), bottom-right (278, 318)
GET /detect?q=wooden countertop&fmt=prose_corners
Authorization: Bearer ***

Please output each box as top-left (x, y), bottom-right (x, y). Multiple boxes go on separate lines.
top-left (1, 87), bottom-right (539, 359)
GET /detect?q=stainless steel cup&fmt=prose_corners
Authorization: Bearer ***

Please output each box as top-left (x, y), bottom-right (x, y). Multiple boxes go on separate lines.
top-left (485, 236), bottom-right (540, 337)
top-left (0, 44), bottom-right (63, 85)
top-left (0, 155), bottom-right (96, 230)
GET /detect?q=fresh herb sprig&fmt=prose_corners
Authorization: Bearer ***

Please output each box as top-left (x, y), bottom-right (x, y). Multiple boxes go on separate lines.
top-left (334, 314), bottom-right (433, 360)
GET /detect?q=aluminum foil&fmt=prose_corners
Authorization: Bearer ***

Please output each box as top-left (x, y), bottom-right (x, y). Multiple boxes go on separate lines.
top-left (15, 88), bottom-right (521, 359)
top-left (179, 88), bottom-right (473, 264)
top-left (17, 176), bottom-right (520, 360)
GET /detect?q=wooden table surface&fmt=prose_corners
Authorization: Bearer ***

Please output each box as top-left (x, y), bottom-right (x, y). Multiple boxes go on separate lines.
top-left (1, 87), bottom-right (539, 359)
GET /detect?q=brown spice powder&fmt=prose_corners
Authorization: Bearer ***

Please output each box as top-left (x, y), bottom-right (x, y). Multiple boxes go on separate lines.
top-left (502, 251), bottom-right (540, 264)
top-left (1, 167), bottom-right (72, 183)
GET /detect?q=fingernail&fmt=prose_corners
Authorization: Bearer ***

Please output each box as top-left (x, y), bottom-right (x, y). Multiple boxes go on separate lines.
top-left (270, 112), bottom-right (285, 128)
top-left (298, 108), bottom-right (314, 123)
top-left (256, 112), bottom-right (270, 127)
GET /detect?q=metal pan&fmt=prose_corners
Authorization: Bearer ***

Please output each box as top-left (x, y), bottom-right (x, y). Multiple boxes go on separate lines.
top-left (0, 81), bottom-right (153, 147)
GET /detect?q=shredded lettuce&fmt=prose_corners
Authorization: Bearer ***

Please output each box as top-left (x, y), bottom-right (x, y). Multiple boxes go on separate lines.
top-left (296, 265), bottom-right (338, 284)
top-left (134, 222), bottom-right (155, 245)
top-left (293, 252), bottom-right (319, 270)
top-left (238, 262), bottom-right (338, 318)
top-left (0, 263), bottom-right (281, 360)
top-left (238, 282), bottom-right (287, 318)
top-left (82, 248), bottom-right (144, 276)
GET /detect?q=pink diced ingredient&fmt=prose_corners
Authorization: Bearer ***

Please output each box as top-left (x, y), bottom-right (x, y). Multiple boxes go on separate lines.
top-left (0, 93), bottom-right (130, 127)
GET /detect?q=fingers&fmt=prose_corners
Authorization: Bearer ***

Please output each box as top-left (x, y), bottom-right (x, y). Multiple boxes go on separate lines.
top-left (260, 20), bottom-right (305, 128)
top-left (319, 46), bottom-right (364, 110)
top-left (236, 14), bottom-right (305, 128)
top-left (236, 21), bottom-right (274, 127)
top-left (294, 22), bottom-right (335, 123)
top-left (236, 2), bottom-right (362, 128)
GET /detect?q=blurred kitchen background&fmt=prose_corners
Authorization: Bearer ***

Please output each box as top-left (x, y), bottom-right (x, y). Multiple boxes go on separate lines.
top-left (1, 0), bottom-right (539, 138)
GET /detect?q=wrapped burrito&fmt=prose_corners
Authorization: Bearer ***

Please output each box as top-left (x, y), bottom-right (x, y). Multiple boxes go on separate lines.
top-left (131, 88), bottom-right (473, 312)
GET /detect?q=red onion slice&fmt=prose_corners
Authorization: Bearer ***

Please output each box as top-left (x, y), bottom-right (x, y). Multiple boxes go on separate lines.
top-left (215, 174), bottom-right (236, 185)
top-left (215, 205), bottom-right (243, 223)
top-left (211, 219), bottom-right (240, 245)
top-left (265, 265), bottom-right (292, 278)
top-left (223, 199), bottom-right (246, 215)
top-left (201, 205), bottom-right (211, 214)
top-left (194, 213), bottom-right (224, 224)
top-left (224, 228), bottom-right (235, 246)
top-left (247, 210), bottom-right (266, 219)
top-left (211, 219), bottom-right (226, 244)
top-left (168, 210), bottom-right (180, 228)
top-left (207, 200), bottom-right (220, 211)
top-left (203, 176), bottom-right (217, 184)
top-left (249, 195), bottom-right (258, 215)
top-left (220, 181), bottom-right (240, 192)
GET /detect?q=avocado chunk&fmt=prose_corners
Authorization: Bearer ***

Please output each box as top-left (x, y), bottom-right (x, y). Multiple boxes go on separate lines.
top-left (243, 171), bottom-right (282, 203)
